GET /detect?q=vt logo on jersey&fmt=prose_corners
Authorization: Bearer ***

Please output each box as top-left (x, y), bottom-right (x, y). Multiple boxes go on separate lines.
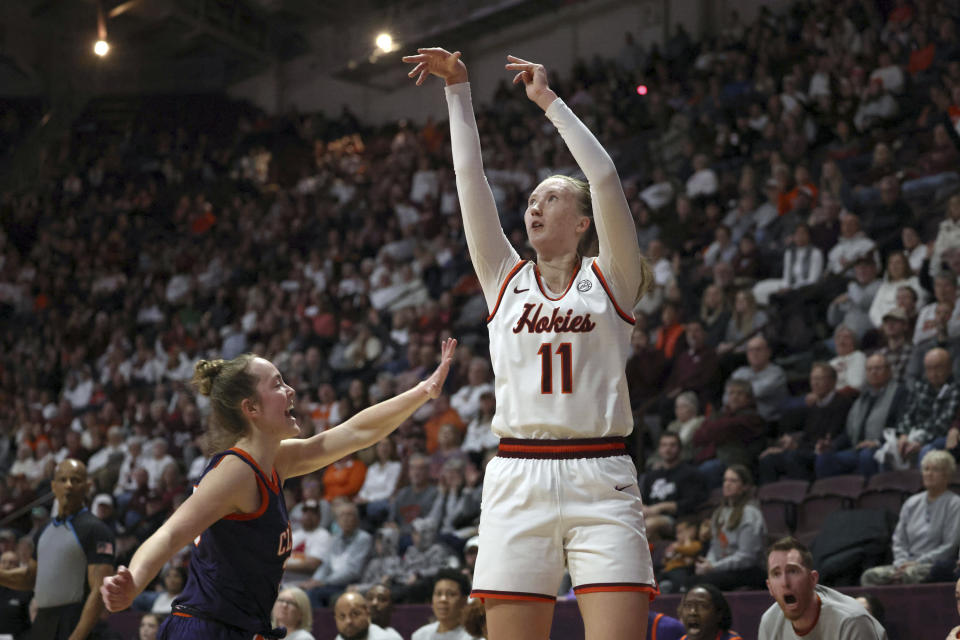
top-left (512, 303), bottom-right (596, 334)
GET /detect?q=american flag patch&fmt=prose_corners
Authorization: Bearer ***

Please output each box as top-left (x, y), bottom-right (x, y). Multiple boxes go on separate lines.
top-left (97, 541), bottom-right (114, 556)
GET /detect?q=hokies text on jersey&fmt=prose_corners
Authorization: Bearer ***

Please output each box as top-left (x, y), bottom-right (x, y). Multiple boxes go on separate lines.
top-left (512, 303), bottom-right (597, 334)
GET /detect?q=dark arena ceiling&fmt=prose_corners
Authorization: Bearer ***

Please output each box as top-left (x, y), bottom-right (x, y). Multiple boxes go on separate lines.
top-left (0, 0), bottom-right (560, 97)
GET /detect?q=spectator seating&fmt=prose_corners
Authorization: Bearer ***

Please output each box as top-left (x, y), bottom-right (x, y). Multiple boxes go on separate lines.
top-left (795, 475), bottom-right (865, 546)
top-left (856, 469), bottom-right (922, 520)
top-left (757, 479), bottom-right (809, 541)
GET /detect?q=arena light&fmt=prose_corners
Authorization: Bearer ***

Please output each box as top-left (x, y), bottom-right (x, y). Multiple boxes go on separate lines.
top-left (94, 0), bottom-right (110, 57)
top-left (375, 33), bottom-right (394, 53)
top-left (636, 84), bottom-right (648, 96)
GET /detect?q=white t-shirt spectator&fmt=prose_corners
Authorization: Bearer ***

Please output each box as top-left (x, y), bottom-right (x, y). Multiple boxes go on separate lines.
top-left (869, 65), bottom-right (905, 94)
top-left (827, 234), bottom-right (877, 275)
top-left (686, 168), bottom-right (719, 199)
top-left (356, 461), bottom-right (403, 503)
top-left (410, 169), bottom-right (439, 204)
top-left (450, 383), bottom-right (493, 423)
top-left (411, 622), bottom-right (473, 640)
top-left (640, 181), bottom-right (675, 210)
top-left (830, 350), bottom-right (866, 391)
top-left (141, 453), bottom-right (176, 490)
top-left (913, 301), bottom-right (960, 344)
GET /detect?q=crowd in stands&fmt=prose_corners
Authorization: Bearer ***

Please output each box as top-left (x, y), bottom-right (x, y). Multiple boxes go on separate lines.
top-left (3, 0), bottom-right (960, 636)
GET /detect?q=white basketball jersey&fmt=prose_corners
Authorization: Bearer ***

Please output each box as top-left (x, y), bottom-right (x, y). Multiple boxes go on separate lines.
top-left (486, 257), bottom-right (635, 439)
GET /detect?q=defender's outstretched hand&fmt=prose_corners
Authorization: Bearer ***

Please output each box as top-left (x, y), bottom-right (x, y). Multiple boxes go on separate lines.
top-left (101, 565), bottom-right (136, 612)
top-left (402, 48), bottom-right (468, 86)
top-left (505, 55), bottom-right (557, 111)
top-left (420, 338), bottom-right (457, 399)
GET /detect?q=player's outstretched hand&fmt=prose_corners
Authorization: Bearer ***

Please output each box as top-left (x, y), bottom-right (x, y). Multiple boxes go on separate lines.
top-left (100, 565), bottom-right (137, 612)
top-left (402, 47), bottom-right (468, 86)
top-left (420, 338), bottom-right (457, 399)
top-left (505, 55), bottom-right (557, 111)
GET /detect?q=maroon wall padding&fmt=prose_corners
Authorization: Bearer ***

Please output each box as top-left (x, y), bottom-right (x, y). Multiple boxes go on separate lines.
top-left (104, 582), bottom-right (955, 640)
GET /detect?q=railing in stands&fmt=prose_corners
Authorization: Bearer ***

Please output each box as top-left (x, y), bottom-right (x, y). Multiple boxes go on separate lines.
top-left (0, 491), bottom-right (54, 529)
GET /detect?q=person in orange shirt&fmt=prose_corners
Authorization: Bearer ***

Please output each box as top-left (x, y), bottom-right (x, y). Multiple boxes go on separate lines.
top-left (422, 395), bottom-right (466, 454)
top-left (322, 453), bottom-right (367, 501)
top-left (908, 23), bottom-right (936, 78)
top-left (783, 165), bottom-right (818, 213)
top-left (655, 302), bottom-right (686, 361)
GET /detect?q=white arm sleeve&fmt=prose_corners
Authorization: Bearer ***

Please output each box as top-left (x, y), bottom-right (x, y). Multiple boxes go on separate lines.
top-left (445, 83), bottom-right (519, 310)
top-left (544, 98), bottom-right (644, 304)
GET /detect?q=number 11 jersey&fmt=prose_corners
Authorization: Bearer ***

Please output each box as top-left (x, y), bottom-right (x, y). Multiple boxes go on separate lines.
top-left (485, 257), bottom-right (635, 440)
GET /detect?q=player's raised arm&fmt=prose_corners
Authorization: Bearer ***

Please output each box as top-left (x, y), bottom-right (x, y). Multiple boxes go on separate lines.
top-left (402, 47), bottom-right (467, 87)
top-left (275, 338), bottom-right (456, 479)
top-left (403, 48), bottom-right (517, 308)
top-left (506, 54), bottom-right (649, 304)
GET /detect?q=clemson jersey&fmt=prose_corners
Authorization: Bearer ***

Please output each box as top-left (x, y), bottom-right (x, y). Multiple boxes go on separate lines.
top-left (170, 448), bottom-right (291, 635)
top-left (485, 257), bottom-right (635, 440)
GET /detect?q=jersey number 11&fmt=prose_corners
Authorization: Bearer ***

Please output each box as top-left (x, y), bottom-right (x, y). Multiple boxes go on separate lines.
top-left (537, 342), bottom-right (573, 394)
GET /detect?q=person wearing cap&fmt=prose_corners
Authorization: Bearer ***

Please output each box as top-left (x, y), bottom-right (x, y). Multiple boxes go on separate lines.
top-left (461, 536), bottom-right (480, 582)
top-left (288, 478), bottom-right (333, 531)
top-left (91, 494), bottom-right (113, 518)
top-left (282, 498), bottom-right (333, 585)
top-left (91, 494), bottom-right (125, 541)
top-left (877, 307), bottom-right (914, 382)
top-left (0, 459), bottom-right (115, 640)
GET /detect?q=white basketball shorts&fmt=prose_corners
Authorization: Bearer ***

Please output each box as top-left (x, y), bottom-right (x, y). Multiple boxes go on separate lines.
top-left (471, 437), bottom-right (658, 603)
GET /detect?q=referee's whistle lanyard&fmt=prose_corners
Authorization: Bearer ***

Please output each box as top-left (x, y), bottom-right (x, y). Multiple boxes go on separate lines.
top-left (51, 507), bottom-right (86, 526)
